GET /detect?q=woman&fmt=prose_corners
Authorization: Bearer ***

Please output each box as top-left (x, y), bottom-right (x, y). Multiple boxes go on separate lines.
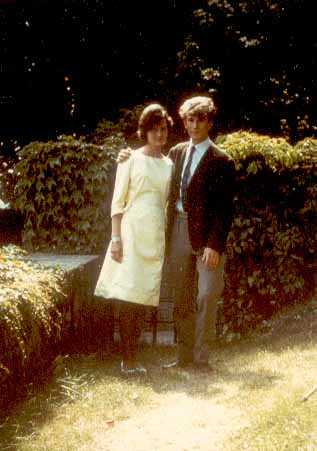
top-left (94, 104), bottom-right (173, 375)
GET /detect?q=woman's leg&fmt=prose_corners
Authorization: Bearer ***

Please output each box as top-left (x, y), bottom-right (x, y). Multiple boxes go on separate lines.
top-left (118, 302), bottom-right (146, 368)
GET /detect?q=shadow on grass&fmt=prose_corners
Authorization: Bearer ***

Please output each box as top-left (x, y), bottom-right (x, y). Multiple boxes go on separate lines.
top-left (1, 305), bottom-right (317, 449)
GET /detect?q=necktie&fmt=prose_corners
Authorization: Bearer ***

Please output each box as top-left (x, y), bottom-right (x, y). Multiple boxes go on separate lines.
top-left (181, 145), bottom-right (196, 211)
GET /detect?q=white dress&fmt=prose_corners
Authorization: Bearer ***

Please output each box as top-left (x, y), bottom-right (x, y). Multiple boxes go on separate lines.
top-left (94, 151), bottom-right (173, 306)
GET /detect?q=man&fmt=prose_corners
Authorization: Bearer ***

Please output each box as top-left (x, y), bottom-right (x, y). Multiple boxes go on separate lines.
top-left (163, 95), bottom-right (235, 370)
top-left (118, 95), bottom-right (235, 370)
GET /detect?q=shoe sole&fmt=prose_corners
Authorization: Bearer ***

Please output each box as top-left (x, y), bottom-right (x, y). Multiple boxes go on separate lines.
top-left (120, 362), bottom-right (147, 376)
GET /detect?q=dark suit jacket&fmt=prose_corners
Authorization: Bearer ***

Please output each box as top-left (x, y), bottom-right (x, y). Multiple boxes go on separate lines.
top-left (166, 140), bottom-right (235, 254)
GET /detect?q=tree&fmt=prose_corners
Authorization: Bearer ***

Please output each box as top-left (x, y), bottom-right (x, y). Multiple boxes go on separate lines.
top-left (174, 0), bottom-right (317, 141)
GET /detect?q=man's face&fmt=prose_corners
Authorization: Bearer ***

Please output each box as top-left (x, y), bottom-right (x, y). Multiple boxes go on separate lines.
top-left (183, 113), bottom-right (212, 144)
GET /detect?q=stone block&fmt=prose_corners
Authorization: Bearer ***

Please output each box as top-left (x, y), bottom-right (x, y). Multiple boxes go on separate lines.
top-left (22, 253), bottom-right (115, 353)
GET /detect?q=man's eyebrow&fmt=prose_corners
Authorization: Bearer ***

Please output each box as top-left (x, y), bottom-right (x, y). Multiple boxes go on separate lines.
top-left (188, 112), bottom-right (207, 118)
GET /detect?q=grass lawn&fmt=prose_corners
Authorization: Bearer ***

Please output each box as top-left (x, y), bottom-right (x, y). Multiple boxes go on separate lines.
top-left (1, 298), bottom-right (317, 451)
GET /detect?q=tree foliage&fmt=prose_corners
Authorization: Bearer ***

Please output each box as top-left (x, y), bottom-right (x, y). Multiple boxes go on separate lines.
top-left (1, 0), bottom-right (316, 156)
top-left (175, 1), bottom-right (317, 141)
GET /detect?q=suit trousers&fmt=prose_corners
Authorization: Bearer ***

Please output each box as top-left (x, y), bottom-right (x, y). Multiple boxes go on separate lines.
top-left (168, 212), bottom-right (226, 364)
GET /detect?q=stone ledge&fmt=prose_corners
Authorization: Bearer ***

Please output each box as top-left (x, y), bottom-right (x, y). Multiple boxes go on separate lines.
top-left (22, 252), bottom-right (99, 273)
top-left (0, 252), bottom-right (115, 412)
top-left (23, 253), bottom-right (174, 346)
top-left (21, 253), bottom-right (115, 353)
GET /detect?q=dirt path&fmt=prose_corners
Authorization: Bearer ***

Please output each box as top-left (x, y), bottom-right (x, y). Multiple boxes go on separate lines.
top-left (83, 391), bottom-right (246, 451)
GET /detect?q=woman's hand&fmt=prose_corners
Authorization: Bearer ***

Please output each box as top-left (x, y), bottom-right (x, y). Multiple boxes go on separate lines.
top-left (116, 147), bottom-right (133, 163)
top-left (110, 241), bottom-right (123, 263)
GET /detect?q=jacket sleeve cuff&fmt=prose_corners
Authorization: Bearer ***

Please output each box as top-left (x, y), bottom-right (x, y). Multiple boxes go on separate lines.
top-left (206, 236), bottom-right (223, 254)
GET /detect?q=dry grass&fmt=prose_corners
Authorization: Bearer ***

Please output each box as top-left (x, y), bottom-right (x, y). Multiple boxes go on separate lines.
top-left (1, 298), bottom-right (317, 451)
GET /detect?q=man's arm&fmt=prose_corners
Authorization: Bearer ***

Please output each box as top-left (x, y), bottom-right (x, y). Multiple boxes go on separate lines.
top-left (205, 157), bottom-right (235, 264)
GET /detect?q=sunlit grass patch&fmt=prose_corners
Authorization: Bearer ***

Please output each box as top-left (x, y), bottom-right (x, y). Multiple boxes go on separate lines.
top-left (1, 298), bottom-right (317, 451)
top-left (227, 388), bottom-right (317, 451)
top-left (0, 352), bottom-right (156, 450)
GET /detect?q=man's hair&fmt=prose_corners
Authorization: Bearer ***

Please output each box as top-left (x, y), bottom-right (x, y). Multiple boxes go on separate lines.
top-left (137, 103), bottom-right (173, 141)
top-left (179, 96), bottom-right (217, 121)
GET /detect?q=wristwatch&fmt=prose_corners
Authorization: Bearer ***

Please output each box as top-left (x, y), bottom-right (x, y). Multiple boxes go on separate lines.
top-left (111, 235), bottom-right (121, 243)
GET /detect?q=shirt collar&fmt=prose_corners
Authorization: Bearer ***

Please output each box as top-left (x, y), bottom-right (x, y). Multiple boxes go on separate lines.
top-left (189, 137), bottom-right (211, 153)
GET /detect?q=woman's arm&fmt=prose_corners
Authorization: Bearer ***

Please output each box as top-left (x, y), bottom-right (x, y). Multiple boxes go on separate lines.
top-left (110, 214), bottom-right (123, 262)
top-left (109, 156), bottom-right (133, 263)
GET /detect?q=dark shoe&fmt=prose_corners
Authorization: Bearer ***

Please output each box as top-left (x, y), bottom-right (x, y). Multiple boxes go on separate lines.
top-left (120, 360), bottom-right (148, 376)
top-left (162, 360), bottom-right (193, 370)
top-left (135, 362), bottom-right (147, 376)
top-left (120, 360), bottom-right (138, 376)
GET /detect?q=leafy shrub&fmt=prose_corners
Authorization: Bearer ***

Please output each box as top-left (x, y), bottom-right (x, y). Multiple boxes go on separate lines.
top-left (7, 124), bottom-right (317, 339)
top-left (12, 134), bottom-right (125, 254)
top-left (0, 245), bottom-right (65, 409)
top-left (216, 132), bottom-right (317, 337)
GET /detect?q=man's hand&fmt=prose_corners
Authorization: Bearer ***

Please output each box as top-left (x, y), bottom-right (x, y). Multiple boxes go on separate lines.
top-left (110, 241), bottom-right (123, 263)
top-left (117, 147), bottom-right (133, 163)
top-left (202, 247), bottom-right (219, 269)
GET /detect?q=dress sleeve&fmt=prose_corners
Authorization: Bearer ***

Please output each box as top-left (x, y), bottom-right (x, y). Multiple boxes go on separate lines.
top-left (110, 157), bottom-right (133, 217)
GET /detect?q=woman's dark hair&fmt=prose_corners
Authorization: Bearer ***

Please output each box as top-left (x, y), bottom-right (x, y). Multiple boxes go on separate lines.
top-left (137, 103), bottom-right (173, 141)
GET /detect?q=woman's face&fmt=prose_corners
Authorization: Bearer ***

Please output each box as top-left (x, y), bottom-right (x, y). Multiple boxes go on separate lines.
top-left (146, 119), bottom-right (168, 148)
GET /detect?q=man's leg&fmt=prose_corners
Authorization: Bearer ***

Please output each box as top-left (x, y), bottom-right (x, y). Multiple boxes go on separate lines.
top-left (168, 214), bottom-right (197, 365)
top-left (194, 254), bottom-right (226, 364)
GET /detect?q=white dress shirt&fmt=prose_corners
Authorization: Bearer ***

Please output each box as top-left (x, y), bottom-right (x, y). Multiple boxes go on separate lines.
top-left (176, 137), bottom-right (212, 212)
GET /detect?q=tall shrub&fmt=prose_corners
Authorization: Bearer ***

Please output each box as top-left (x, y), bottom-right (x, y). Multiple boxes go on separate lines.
top-left (0, 245), bottom-right (66, 410)
top-left (217, 132), bottom-right (317, 336)
top-left (12, 134), bottom-right (125, 254)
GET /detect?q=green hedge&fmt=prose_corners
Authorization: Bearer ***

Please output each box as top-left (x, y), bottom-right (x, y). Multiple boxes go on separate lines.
top-left (217, 132), bottom-right (317, 337)
top-left (12, 134), bottom-right (125, 254)
top-left (0, 245), bottom-right (65, 410)
top-left (7, 128), bottom-right (317, 339)
top-left (0, 245), bottom-right (116, 412)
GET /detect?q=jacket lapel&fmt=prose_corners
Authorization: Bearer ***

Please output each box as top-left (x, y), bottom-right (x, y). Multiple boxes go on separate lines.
top-left (187, 143), bottom-right (215, 189)
top-left (175, 143), bottom-right (188, 185)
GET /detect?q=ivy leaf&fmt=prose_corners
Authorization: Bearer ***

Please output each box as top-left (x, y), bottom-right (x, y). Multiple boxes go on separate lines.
top-left (72, 191), bottom-right (84, 204)
top-left (48, 158), bottom-right (61, 168)
top-left (46, 179), bottom-right (56, 190)
top-left (35, 192), bottom-right (44, 204)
